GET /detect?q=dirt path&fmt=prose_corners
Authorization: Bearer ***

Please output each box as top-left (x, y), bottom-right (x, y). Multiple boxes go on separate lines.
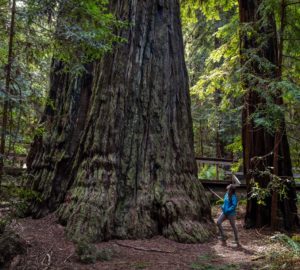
top-left (6, 208), bottom-right (275, 270)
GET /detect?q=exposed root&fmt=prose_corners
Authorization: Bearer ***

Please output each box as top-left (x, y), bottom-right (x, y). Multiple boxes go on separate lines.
top-left (114, 241), bottom-right (175, 253)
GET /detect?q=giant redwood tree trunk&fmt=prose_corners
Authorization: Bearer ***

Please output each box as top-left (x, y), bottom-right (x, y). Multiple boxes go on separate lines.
top-left (28, 0), bottom-right (214, 243)
top-left (239, 0), bottom-right (298, 230)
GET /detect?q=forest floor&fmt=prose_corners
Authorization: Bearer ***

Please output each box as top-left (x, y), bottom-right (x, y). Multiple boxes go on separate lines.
top-left (3, 205), bottom-right (296, 270)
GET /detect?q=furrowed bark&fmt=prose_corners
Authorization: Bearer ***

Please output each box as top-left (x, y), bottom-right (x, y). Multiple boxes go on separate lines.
top-left (58, 0), bottom-right (213, 242)
top-left (28, 0), bottom-right (214, 243)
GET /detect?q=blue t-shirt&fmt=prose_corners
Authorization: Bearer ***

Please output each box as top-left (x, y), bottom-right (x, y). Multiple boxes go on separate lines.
top-left (221, 192), bottom-right (238, 216)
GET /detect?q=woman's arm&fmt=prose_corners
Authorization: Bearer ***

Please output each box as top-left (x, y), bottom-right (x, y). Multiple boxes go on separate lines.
top-left (226, 195), bottom-right (238, 212)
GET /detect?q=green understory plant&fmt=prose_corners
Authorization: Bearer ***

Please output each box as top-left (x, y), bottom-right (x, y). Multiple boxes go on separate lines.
top-left (75, 239), bottom-right (113, 264)
top-left (260, 233), bottom-right (300, 270)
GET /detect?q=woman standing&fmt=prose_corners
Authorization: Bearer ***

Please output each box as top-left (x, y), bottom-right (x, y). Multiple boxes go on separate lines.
top-left (217, 184), bottom-right (240, 246)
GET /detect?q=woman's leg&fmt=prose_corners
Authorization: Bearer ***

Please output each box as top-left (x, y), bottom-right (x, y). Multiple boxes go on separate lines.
top-left (217, 213), bottom-right (227, 240)
top-left (228, 215), bottom-right (239, 243)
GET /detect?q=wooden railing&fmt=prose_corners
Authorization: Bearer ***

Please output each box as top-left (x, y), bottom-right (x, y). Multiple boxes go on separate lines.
top-left (196, 156), bottom-right (242, 184)
top-left (195, 156), bottom-right (300, 183)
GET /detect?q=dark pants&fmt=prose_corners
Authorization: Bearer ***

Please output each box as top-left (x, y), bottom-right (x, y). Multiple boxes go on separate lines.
top-left (217, 213), bottom-right (239, 242)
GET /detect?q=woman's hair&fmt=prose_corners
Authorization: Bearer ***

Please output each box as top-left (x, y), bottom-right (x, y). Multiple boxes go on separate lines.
top-left (226, 184), bottom-right (236, 203)
top-left (226, 184), bottom-right (236, 194)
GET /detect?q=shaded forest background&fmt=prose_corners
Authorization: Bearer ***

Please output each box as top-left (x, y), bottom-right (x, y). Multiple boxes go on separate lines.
top-left (181, 0), bottom-right (300, 174)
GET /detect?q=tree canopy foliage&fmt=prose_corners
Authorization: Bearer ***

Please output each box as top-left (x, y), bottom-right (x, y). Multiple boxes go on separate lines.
top-left (181, 0), bottom-right (300, 174)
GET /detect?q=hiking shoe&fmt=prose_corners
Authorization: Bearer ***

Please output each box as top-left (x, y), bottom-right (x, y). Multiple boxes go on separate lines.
top-left (217, 236), bottom-right (228, 241)
top-left (231, 240), bottom-right (241, 247)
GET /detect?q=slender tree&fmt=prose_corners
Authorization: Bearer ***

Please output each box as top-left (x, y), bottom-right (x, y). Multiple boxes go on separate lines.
top-left (28, 0), bottom-right (214, 243)
top-left (239, 0), bottom-right (298, 229)
top-left (0, 0), bottom-right (16, 179)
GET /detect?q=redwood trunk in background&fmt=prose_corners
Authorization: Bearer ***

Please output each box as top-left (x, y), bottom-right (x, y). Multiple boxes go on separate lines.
top-left (238, 0), bottom-right (298, 230)
top-left (27, 61), bottom-right (93, 215)
top-left (28, 0), bottom-right (214, 243)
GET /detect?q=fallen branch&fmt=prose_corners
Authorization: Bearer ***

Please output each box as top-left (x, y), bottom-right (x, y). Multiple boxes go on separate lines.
top-left (41, 253), bottom-right (51, 270)
top-left (255, 225), bottom-right (268, 236)
top-left (63, 253), bottom-right (74, 263)
top-left (41, 246), bottom-right (53, 270)
top-left (114, 242), bottom-right (175, 253)
top-left (251, 255), bottom-right (266, 261)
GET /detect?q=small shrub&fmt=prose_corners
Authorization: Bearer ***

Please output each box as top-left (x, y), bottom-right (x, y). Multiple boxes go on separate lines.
top-left (2, 180), bottom-right (42, 218)
top-left (190, 262), bottom-right (203, 270)
top-left (75, 240), bottom-right (98, 264)
top-left (270, 233), bottom-right (300, 254)
top-left (261, 234), bottom-right (300, 269)
top-left (75, 239), bottom-right (114, 264)
top-left (96, 248), bottom-right (113, 261)
top-left (292, 234), bottom-right (300, 243)
top-left (133, 261), bottom-right (151, 269)
top-left (262, 251), bottom-right (299, 270)
top-left (0, 229), bottom-right (26, 267)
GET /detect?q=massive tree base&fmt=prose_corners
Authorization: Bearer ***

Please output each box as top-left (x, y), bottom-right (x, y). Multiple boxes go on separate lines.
top-left (28, 0), bottom-right (215, 243)
top-left (57, 176), bottom-right (214, 243)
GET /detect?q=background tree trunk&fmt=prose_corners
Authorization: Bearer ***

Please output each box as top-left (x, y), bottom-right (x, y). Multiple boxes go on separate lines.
top-left (239, 0), bottom-right (298, 230)
top-left (28, 0), bottom-right (214, 243)
top-left (27, 61), bottom-right (93, 216)
top-left (0, 0), bottom-right (16, 179)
